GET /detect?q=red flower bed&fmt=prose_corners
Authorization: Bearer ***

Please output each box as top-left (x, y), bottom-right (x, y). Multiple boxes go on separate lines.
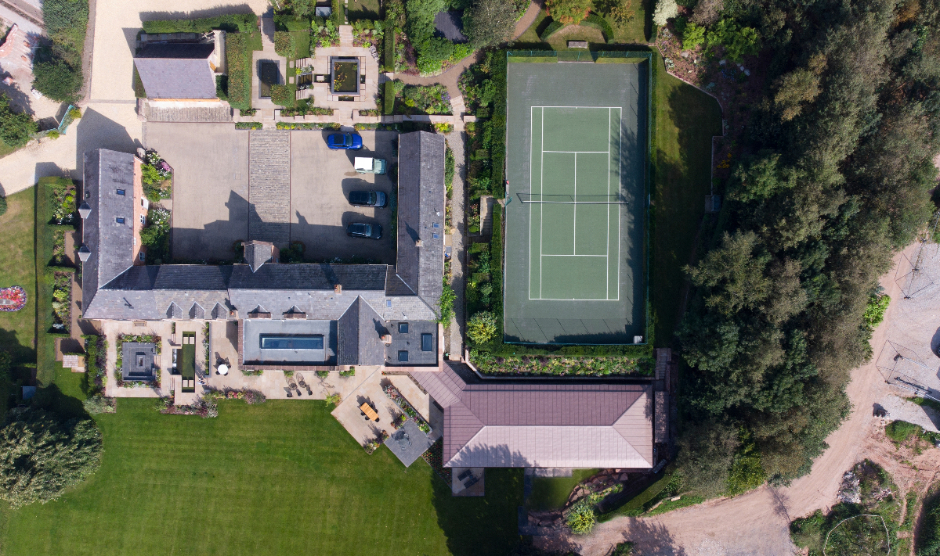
top-left (0, 286), bottom-right (27, 312)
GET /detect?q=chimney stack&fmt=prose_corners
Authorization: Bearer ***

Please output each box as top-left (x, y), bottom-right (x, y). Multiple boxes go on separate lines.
top-left (381, 334), bottom-right (392, 345)
top-left (334, 284), bottom-right (343, 294)
top-left (415, 239), bottom-right (423, 247)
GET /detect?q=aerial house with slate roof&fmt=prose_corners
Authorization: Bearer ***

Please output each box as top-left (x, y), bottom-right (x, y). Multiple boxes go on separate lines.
top-left (134, 38), bottom-right (224, 102)
top-left (78, 131), bottom-right (446, 372)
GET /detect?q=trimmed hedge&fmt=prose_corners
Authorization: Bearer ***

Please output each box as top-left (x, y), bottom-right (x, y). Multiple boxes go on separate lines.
top-left (270, 84), bottom-right (296, 108)
top-left (274, 14), bottom-right (311, 31)
top-left (383, 81), bottom-right (396, 115)
top-left (332, 0), bottom-right (345, 26)
top-left (581, 14), bottom-right (613, 43)
top-left (225, 33), bottom-right (253, 110)
top-left (384, 27), bottom-right (396, 71)
top-left (539, 20), bottom-right (565, 41)
top-left (142, 14), bottom-right (257, 34)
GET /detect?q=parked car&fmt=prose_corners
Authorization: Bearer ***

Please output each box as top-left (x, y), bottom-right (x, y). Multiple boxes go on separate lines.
top-left (354, 156), bottom-right (387, 174)
top-left (348, 190), bottom-right (388, 208)
top-left (327, 133), bottom-right (363, 150)
top-left (346, 222), bottom-right (382, 239)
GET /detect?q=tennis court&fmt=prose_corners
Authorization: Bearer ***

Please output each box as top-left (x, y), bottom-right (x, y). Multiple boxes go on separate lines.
top-left (528, 106), bottom-right (622, 301)
top-left (504, 54), bottom-right (650, 345)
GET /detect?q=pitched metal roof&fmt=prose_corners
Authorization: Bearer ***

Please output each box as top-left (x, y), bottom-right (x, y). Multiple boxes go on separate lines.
top-left (396, 132), bottom-right (446, 311)
top-left (134, 43), bottom-right (217, 99)
top-left (411, 363), bottom-right (654, 469)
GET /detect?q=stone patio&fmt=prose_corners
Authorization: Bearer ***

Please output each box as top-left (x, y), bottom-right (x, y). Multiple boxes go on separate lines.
top-left (451, 467), bottom-right (485, 497)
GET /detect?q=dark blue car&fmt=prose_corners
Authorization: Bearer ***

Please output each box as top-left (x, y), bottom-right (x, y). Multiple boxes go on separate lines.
top-left (327, 133), bottom-right (363, 150)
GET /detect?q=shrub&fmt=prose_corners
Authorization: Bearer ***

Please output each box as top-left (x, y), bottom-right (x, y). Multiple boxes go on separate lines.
top-left (539, 19), bottom-right (566, 40)
top-left (467, 311), bottom-right (498, 344)
top-left (68, 108), bottom-right (82, 119)
top-left (706, 18), bottom-right (760, 61)
top-left (83, 395), bottom-right (116, 414)
top-left (463, 0), bottom-right (518, 48)
top-left (0, 195), bottom-right (6, 217)
top-left (546, 0), bottom-right (592, 25)
top-left (920, 490), bottom-right (940, 556)
top-left (0, 93), bottom-right (36, 148)
top-left (274, 31), bottom-right (294, 57)
top-left (653, 0), bottom-right (678, 26)
top-left (270, 84), bottom-right (296, 108)
top-left (681, 21), bottom-right (705, 49)
top-left (863, 293), bottom-right (890, 331)
top-left (886, 420), bottom-right (922, 443)
top-left (325, 393), bottom-right (342, 407)
top-left (32, 57), bottom-right (83, 103)
top-left (0, 409), bottom-right (102, 508)
top-left (566, 501), bottom-right (596, 534)
top-left (383, 81), bottom-right (396, 114)
top-left (581, 14), bottom-right (614, 42)
top-left (438, 284), bottom-right (457, 324)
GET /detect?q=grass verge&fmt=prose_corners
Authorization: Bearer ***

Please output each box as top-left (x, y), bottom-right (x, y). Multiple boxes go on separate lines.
top-left (0, 190), bottom-right (38, 365)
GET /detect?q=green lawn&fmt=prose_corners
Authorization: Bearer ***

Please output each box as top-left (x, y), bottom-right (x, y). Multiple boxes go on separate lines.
top-left (526, 468), bottom-right (598, 511)
top-left (0, 190), bottom-right (37, 364)
top-left (0, 398), bottom-right (525, 556)
top-left (650, 53), bottom-right (722, 343)
top-left (348, 0), bottom-right (381, 20)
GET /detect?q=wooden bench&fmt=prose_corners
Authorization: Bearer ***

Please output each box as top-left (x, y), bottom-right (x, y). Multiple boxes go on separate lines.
top-left (568, 40), bottom-right (589, 49)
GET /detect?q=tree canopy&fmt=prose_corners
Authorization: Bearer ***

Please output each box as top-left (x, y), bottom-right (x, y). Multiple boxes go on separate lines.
top-left (0, 94), bottom-right (37, 148)
top-left (0, 409), bottom-right (102, 508)
top-left (677, 0), bottom-right (940, 489)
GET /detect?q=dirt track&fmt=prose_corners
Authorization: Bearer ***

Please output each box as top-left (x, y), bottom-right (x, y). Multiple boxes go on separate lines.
top-left (538, 243), bottom-right (940, 555)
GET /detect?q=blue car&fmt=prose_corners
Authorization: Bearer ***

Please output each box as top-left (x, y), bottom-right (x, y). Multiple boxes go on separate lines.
top-left (327, 133), bottom-right (363, 150)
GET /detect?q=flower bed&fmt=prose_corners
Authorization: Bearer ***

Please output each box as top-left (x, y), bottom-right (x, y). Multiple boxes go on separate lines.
top-left (142, 150), bottom-right (173, 202)
top-left (203, 388), bottom-right (267, 405)
top-left (83, 334), bottom-right (107, 395)
top-left (160, 396), bottom-right (218, 418)
top-left (421, 439), bottom-right (452, 483)
top-left (49, 180), bottom-right (76, 225)
top-left (0, 286), bottom-right (27, 312)
top-left (382, 383), bottom-right (432, 434)
top-left (313, 20), bottom-right (340, 47)
top-left (50, 272), bottom-right (71, 333)
top-left (276, 122), bottom-right (341, 130)
top-left (391, 82), bottom-right (452, 115)
top-left (469, 351), bottom-right (644, 377)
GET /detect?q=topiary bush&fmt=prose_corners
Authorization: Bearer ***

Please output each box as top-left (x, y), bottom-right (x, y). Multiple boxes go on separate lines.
top-left (539, 19), bottom-right (566, 41)
top-left (581, 14), bottom-right (614, 42)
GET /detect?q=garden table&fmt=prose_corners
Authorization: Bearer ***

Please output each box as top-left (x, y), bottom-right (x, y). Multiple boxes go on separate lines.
top-left (360, 403), bottom-right (378, 421)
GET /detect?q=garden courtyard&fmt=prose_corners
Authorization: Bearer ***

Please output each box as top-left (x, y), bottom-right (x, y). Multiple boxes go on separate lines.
top-left (0, 379), bottom-right (524, 556)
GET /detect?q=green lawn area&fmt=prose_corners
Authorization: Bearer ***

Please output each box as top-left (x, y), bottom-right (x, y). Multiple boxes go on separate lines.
top-left (348, 0), bottom-right (381, 20)
top-left (0, 398), bottom-right (525, 556)
top-left (526, 468), bottom-right (598, 511)
top-left (0, 190), bottom-right (37, 364)
top-left (512, 1), bottom-right (648, 47)
top-left (650, 53), bottom-right (722, 343)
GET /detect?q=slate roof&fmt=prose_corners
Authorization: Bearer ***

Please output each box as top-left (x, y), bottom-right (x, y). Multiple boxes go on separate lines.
top-left (385, 320), bottom-right (437, 366)
top-left (336, 296), bottom-right (387, 365)
top-left (410, 363), bottom-right (654, 469)
top-left (134, 43), bottom-right (217, 100)
top-left (396, 132), bottom-right (446, 311)
top-left (81, 150), bottom-right (138, 318)
top-left (245, 241), bottom-right (277, 272)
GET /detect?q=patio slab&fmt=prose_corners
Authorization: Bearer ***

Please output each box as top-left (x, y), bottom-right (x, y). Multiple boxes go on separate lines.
top-left (451, 467), bottom-right (485, 497)
top-left (385, 420), bottom-right (433, 467)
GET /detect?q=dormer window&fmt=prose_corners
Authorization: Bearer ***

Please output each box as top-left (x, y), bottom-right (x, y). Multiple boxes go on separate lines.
top-left (116, 217), bottom-right (125, 224)
top-left (117, 189), bottom-right (125, 195)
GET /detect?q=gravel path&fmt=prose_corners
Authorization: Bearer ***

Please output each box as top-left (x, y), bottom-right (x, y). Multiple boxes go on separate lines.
top-left (538, 242), bottom-right (940, 556)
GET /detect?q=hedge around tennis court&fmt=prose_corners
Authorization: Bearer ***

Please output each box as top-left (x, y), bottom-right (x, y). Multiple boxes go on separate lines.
top-left (142, 14), bottom-right (257, 34)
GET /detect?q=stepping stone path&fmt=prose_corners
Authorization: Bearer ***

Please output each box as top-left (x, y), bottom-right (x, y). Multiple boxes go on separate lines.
top-left (248, 130), bottom-right (291, 246)
top-left (339, 25), bottom-right (354, 47)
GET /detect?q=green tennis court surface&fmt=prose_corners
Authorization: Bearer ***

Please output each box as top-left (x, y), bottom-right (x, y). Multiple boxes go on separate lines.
top-left (504, 55), bottom-right (649, 345)
top-left (529, 106), bottom-right (621, 301)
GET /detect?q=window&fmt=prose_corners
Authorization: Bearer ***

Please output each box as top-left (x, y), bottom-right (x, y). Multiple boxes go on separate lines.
top-left (432, 233), bottom-right (439, 239)
top-left (140, 215), bottom-right (145, 224)
top-left (432, 223), bottom-right (440, 228)
top-left (116, 189), bottom-right (125, 195)
top-left (259, 335), bottom-right (324, 350)
top-left (421, 333), bottom-right (433, 352)
top-left (116, 217), bottom-right (125, 224)
top-left (398, 350), bottom-right (409, 362)
top-left (139, 252), bottom-right (145, 261)
top-left (386, 300), bottom-right (392, 307)
top-left (398, 322), bottom-right (408, 333)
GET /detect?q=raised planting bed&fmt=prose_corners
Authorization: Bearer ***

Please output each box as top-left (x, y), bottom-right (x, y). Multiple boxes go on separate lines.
top-left (0, 286), bottom-right (27, 312)
top-left (382, 383), bottom-right (432, 434)
top-left (331, 57), bottom-right (359, 95)
top-left (469, 351), bottom-right (648, 377)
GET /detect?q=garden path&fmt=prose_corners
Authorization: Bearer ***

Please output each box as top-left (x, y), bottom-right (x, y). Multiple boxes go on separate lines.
top-left (444, 129), bottom-right (467, 359)
top-left (513, 0), bottom-right (543, 40)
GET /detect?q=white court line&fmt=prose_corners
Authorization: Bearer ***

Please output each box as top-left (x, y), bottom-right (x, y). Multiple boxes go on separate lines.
top-left (541, 254), bottom-right (607, 257)
top-left (533, 105), bottom-right (622, 109)
top-left (543, 150), bottom-right (609, 154)
top-left (529, 105), bottom-right (534, 301)
top-left (615, 106), bottom-right (622, 302)
top-left (573, 153), bottom-right (577, 256)
top-left (607, 107), bottom-right (611, 301)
